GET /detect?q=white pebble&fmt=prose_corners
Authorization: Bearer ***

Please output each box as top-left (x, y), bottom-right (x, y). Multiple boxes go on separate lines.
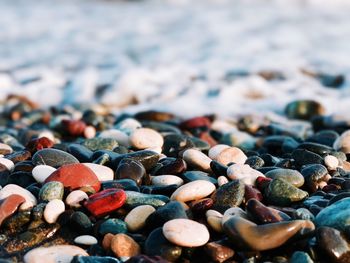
top-left (334, 130), bottom-right (350, 153)
top-left (324, 155), bottom-right (339, 170)
top-left (74, 235), bottom-right (98, 245)
top-left (163, 219), bottom-right (210, 247)
top-left (24, 245), bottom-right (88, 263)
top-left (32, 165), bottom-right (56, 183)
top-left (151, 175), bottom-right (184, 187)
top-left (183, 148), bottom-right (212, 173)
top-left (0, 184), bottom-right (37, 210)
top-left (208, 144), bottom-right (230, 160)
top-left (65, 190), bottom-right (88, 208)
top-left (215, 147), bottom-right (247, 165)
top-left (170, 180), bottom-right (215, 202)
top-left (0, 143), bottom-right (13, 154)
top-left (0, 157), bottom-right (14, 171)
top-left (98, 129), bottom-right (130, 147)
top-left (115, 118), bottom-right (142, 135)
top-left (218, 176), bottom-right (229, 186)
top-left (84, 126), bottom-right (96, 139)
top-left (82, 163), bottom-right (114, 182)
top-left (44, 199), bottom-right (65, 224)
top-left (227, 163), bottom-right (264, 185)
top-left (129, 128), bottom-right (164, 150)
top-left (125, 205), bottom-right (156, 232)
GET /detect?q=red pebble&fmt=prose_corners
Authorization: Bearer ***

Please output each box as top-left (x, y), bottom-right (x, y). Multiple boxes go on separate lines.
top-left (25, 137), bottom-right (54, 154)
top-left (0, 194), bottom-right (25, 226)
top-left (179, 116), bottom-right (211, 130)
top-left (83, 189), bottom-right (127, 218)
top-left (244, 185), bottom-right (263, 202)
top-left (45, 163), bottom-right (101, 192)
top-left (61, 119), bottom-right (87, 136)
top-left (255, 176), bottom-right (272, 192)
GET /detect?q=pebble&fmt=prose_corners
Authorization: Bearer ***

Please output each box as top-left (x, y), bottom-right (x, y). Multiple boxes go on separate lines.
top-left (71, 256), bottom-right (120, 263)
top-left (170, 180), bottom-right (216, 202)
top-left (99, 129), bottom-right (130, 147)
top-left (208, 144), bottom-right (230, 160)
top-left (83, 138), bottom-right (119, 151)
top-left (227, 163), bottom-right (264, 185)
top-left (115, 159), bottom-right (146, 186)
top-left (23, 245), bottom-right (88, 263)
top-left (0, 143), bottom-right (13, 155)
top-left (125, 191), bottom-right (169, 208)
top-left (214, 146), bottom-right (248, 165)
top-left (74, 235), bottom-right (98, 246)
top-left (334, 129), bottom-right (350, 153)
top-left (265, 168), bottom-right (304, 187)
top-left (110, 234), bottom-right (141, 260)
top-left (65, 190), bottom-right (89, 208)
top-left (217, 176), bottom-right (228, 186)
top-left (43, 199), bottom-right (65, 224)
top-left (70, 211), bottom-right (93, 234)
top-left (82, 163), bottom-right (114, 182)
top-left (114, 118), bottom-right (142, 135)
top-left (285, 100), bottom-right (325, 120)
top-left (125, 205), bottom-right (156, 232)
top-left (324, 155), bottom-right (339, 170)
top-left (99, 218), bottom-right (128, 235)
top-left (183, 148), bottom-right (212, 173)
top-left (163, 218), bottom-right (210, 247)
top-left (32, 148), bottom-right (79, 167)
top-left (212, 179), bottom-right (245, 213)
top-left (204, 241), bottom-right (235, 263)
top-left (129, 128), bottom-right (164, 150)
top-left (0, 184), bottom-right (37, 210)
top-left (32, 165), bottom-right (56, 183)
top-left (0, 157), bottom-right (15, 171)
top-left (151, 175), bottom-right (183, 187)
top-left (181, 170), bottom-right (217, 184)
top-left (0, 194), bottom-right (25, 226)
top-left (45, 163), bottom-right (101, 192)
top-left (39, 181), bottom-right (64, 201)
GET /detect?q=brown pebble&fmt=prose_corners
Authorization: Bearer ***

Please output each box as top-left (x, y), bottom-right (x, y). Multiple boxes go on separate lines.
top-left (111, 233), bottom-right (141, 259)
top-left (205, 241), bottom-right (235, 263)
top-left (102, 233), bottom-right (114, 251)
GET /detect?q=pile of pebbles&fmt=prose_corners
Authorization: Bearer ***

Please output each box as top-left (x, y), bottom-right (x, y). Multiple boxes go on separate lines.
top-left (1, 95), bottom-right (350, 263)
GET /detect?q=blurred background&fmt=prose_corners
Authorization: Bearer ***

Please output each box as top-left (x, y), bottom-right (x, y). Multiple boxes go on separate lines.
top-left (0, 0), bottom-right (349, 118)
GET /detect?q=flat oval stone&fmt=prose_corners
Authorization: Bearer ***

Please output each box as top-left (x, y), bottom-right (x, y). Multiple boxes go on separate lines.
top-left (162, 134), bottom-right (195, 157)
top-left (83, 189), bottom-right (126, 218)
top-left (163, 218), bottom-right (210, 247)
top-left (223, 216), bottom-right (315, 251)
top-left (0, 157), bottom-right (15, 171)
top-left (129, 128), bottom-right (164, 150)
top-left (112, 150), bottom-right (160, 171)
top-left (170, 180), bottom-right (216, 202)
top-left (125, 205), bottom-right (156, 232)
top-left (152, 175), bottom-right (183, 187)
top-left (227, 163), bottom-right (264, 185)
top-left (292, 149), bottom-right (323, 168)
top-left (125, 191), bottom-right (169, 208)
top-left (214, 147), bottom-right (247, 165)
top-left (74, 235), bottom-right (98, 246)
top-left (82, 163), bottom-right (114, 182)
top-left (83, 138), bottom-right (119, 151)
top-left (208, 144), bottom-right (230, 160)
top-left (39, 181), bottom-right (64, 202)
top-left (24, 245), bottom-right (88, 263)
top-left (265, 169), bottom-right (304, 188)
top-left (212, 180), bottom-right (245, 213)
top-left (183, 149), bottom-right (212, 173)
top-left (0, 194), bottom-right (25, 226)
top-left (45, 163), bottom-right (101, 192)
top-left (301, 164), bottom-right (329, 193)
top-left (32, 165), bottom-right (56, 183)
top-left (324, 155), bottom-right (339, 170)
top-left (154, 158), bottom-right (186, 176)
top-left (0, 142), bottom-right (13, 155)
top-left (115, 159), bottom-right (146, 186)
top-left (111, 233), bottom-right (141, 259)
top-left (70, 211), bottom-right (93, 234)
top-left (44, 199), bottom-right (65, 224)
top-left (285, 99), bottom-right (325, 120)
top-left (0, 184), bottom-right (37, 210)
top-left (99, 218), bottom-right (127, 235)
top-left (145, 227), bottom-right (182, 262)
top-left (99, 129), bottom-right (130, 147)
top-left (32, 148), bottom-right (79, 168)
top-left (181, 171), bottom-right (217, 185)
top-left (65, 190), bottom-right (89, 208)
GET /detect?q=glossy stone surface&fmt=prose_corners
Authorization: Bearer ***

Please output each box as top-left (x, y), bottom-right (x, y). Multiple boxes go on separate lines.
top-left (0, 194), bottom-right (25, 226)
top-left (32, 148), bottom-right (79, 167)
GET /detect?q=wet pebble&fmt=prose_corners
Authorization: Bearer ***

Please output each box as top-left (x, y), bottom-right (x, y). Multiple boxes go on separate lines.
top-left (43, 199), bottom-right (65, 224)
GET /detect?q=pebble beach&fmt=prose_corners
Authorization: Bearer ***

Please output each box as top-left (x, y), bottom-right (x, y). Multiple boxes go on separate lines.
top-left (1, 0), bottom-right (350, 262)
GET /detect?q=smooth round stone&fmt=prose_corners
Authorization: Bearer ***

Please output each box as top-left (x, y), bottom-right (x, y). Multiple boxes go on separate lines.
top-left (245, 156), bottom-right (265, 169)
top-left (212, 180), bottom-right (245, 213)
top-left (83, 189), bottom-right (126, 218)
top-left (0, 194), bottom-right (25, 226)
top-left (0, 184), bottom-right (37, 210)
top-left (74, 235), bottom-right (98, 246)
top-left (0, 143), bottom-right (13, 155)
top-left (265, 169), bottom-right (304, 188)
top-left (218, 176), bottom-right (229, 186)
top-left (125, 191), bottom-right (169, 208)
top-left (114, 118), bottom-right (142, 135)
top-left (297, 142), bottom-right (333, 156)
top-left (292, 149), bottom-right (323, 167)
top-left (45, 163), bottom-right (101, 192)
top-left (163, 219), bottom-right (210, 247)
top-left (208, 144), bottom-right (230, 160)
top-left (151, 175), bottom-right (183, 187)
top-left (113, 150), bottom-right (160, 171)
top-left (83, 138), bottom-right (119, 151)
top-left (223, 216), bottom-right (315, 251)
top-left (115, 159), bottom-right (146, 186)
top-left (162, 134), bottom-right (195, 157)
top-left (315, 197), bottom-right (350, 231)
top-left (214, 147), bottom-right (247, 165)
top-left (285, 100), bottom-right (325, 120)
top-left (334, 130), bottom-right (350, 153)
top-left (265, 179), bottom-right (309, 206)
top-left (181, 171), bottom-right (217, 185)
top-left (129, 128), bottom-right (164, 150)
top-left (102, 179), bottom-right (139, 192)
top-left (66, 190), bottom-right (89, 208)
top-left (70, 211), bottom-right (93, 234)
top-left (44, 199), bottom-right (65, 224)
top-left (24, 245), bottom-right (89, 263)
top-left (227, 163), bottom-right (264, 185)
top-left (82, 163), bottom-right (114, 182)
top-left (32, 165), bottom-right (56, 183)
top-left (67, 144), bottom-right (93, 163)
top-left (111, 233), bottom-right (141, 259)
top-left (170, 180), bottom-right (216, 202)
top-left (125, 205), bottom-right (156, 232)
top-left (154, 158), bottom-right (187, 176)
top-left (32, 148), bottom-right (79, 168)
top-left (0, 157), bottom-right (14, 171)
top-left (39, 181), bottom-right (64, 202)
top-left (99, 218), bottom-right (127, 235)
top-left (301, 164), bottom-right (329, 193)
top-left (324, 155), bottom-right (339, 170)
top-left (145, 228), bottom-right (182, 262)
top-left (146, 201), bottom-right (188, 230)
top-left (183, 149), bottom-right (212, 173)
top-left (98, 129), bottom-right (130, 147)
